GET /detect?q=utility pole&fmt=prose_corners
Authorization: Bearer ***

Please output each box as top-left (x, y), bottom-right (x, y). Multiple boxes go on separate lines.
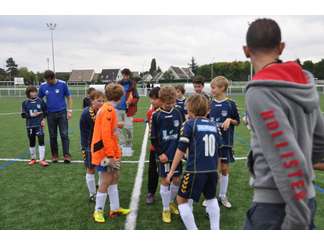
top-left (46, 23), bottom-right (56, 72)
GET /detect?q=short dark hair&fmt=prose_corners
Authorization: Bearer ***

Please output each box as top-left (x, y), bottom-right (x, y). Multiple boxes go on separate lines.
top-left (44, 70), bottom-right (55, 80)
top-left (192, 75), bottom-right (205, 85)
top-left (25, 86), bottom-right (38, 98)
top-left (87, 87), bottom-right (96, 95)
top-left (175, 84), bottom-right (185, 94)
top-left (121, 68), bottom-right (131, 76)
top-left (246, 18), bottom-right (281, 52)
top-left (149, 86), bottom-right (160, 99)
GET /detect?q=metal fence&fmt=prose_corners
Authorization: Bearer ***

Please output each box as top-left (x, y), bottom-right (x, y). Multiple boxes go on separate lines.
top-left (0, 86), bottom-right (149, 97)
top-left (2, 84), bottom-right (324, 98)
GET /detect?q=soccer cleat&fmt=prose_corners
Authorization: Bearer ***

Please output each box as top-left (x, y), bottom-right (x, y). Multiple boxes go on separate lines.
top-left (93, 210), bottom-right (105, 223)
top-left (89, 194), bottom-right (96, 203)
top-left (146, 193), bottom-right (155, 205)
top-left (220, 196), bottom-right (232, 208)
top-left (64, 154), bottom-right (71, 164)
top-left (169, 202), bottom-right (180, 215)
top-left (109, 208), bottom-right (131, 218)
top-left (162, 210), bottom-right (171, 223)
top-left (51, 155), bottom-right (58, 163)
top-left (39, 160), bottom-right (49, 167)
top-left (28, 159), bottom-right (37, 166)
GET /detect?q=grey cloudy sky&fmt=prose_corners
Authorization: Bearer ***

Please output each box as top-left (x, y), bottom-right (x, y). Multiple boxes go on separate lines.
top-left (0, 15), bottom-right (324, 72)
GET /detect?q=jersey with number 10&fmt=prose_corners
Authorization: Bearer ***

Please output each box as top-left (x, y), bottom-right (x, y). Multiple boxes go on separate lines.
top-left (178, 118), bottom-right (221, 173)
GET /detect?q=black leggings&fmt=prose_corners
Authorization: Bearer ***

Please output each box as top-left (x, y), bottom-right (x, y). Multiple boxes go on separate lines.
top-left (27, 128), bottom-right (45, 147)
top-left (147, 150), bottom-right (159, 195)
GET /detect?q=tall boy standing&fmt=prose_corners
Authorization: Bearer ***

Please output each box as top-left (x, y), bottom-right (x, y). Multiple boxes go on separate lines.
top-left (209, 76), bottom-right (240, 208)
top-left (243, 18), bottom-right (324, 229)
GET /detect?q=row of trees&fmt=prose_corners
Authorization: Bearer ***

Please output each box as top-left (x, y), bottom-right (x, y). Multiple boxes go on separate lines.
top-left (2, 57), bottom-right (324, 84)
top-left (0, 57), bottom-right (70, 84)
top-left (196, 59), bottom-right (324, 81)
top-left (0, 57), bottom-right (39, 83)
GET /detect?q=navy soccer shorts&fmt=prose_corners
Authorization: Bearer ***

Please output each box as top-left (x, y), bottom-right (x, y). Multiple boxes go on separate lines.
top-left (178, 172), bottom-right (218, 202)
top-left (82, 147), bottom-right (95, 169)
top-left (219, 147), bottom-right (235, 164)
top-left (158, 160), bottom-right (182, 178)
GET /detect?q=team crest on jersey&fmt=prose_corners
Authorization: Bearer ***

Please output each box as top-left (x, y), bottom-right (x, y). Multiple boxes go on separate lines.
top-left (221, 110), bottom-right (228, 117)
top-left (45, 90), bottom-right (49, 95)
top-left (37, 104), bottom-right (41, 109)
top-left (174, 120), bottom-right (180, 127)
top-left (55, 89), bottom-right (60, 94)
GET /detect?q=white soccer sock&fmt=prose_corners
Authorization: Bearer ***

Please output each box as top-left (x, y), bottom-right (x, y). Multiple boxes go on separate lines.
top-left (29, 147), bottom-right (36, 159)
top-left (108, 184), bottom-right (120, 211)
top-left (95, 192), bottom-right (107, 211)
top-left (188, 199), bottom-right (194, 211)
top-left (86, 173), bottom-right (96, 196)
top-left (170, 183), bottom-right (179, 202)
top-left (98, 172), bottom-right (102, 186)
top-left (219, 174), bottom-right (229, 198)
top-left (206, 198), bottom-right (220, 230)
top-left (178, 203), bottom-right (198, 230)
top-left (39, 145), bottom-right (45, 161)
top-left (160, 184), bottom-right (171, 211)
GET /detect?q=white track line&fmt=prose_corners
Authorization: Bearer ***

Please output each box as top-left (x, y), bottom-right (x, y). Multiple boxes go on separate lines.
top-left (0, 158), bottom-right (148, 164)
top-left (125, 123), bottom-right (149, 230)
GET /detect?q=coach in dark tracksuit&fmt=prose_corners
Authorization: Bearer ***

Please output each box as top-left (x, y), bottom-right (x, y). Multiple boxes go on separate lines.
top-left (38, 70), bottom-right (73, 163)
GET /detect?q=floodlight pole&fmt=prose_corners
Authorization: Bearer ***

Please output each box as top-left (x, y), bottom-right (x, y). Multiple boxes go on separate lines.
top-left (46, 23), bottom-right (56, 73)
top-left (46, 57), bottom-right (50, 70)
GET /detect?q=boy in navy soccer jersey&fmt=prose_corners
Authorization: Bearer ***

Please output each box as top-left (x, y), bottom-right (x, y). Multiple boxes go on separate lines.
top-left (192, 75), bottom-right (210, 101)
top-left (209, 76), bottom-right (240, 208)
top-left (146, 87), bottom-right (162, 205)
top-left (166, 94), bottom-right (221, 230)
top-left (175, 84), bottom-right (187, 116)
top-left (21, 86), bottom-right (48, 167)
top-left (150, 86), bottom-right (185, 223)
top-left (80, 90), bottom-right (104, 202)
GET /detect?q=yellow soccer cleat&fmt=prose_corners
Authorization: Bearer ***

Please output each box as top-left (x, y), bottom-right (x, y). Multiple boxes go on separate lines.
top-left (169, 202), bottom-right (180, 215)
top-left (162, 210), bottom-right (171, 223)
top-left (93, 210), bottom-right (105, 223)
top-left (109, 207), bottom-right (131, 218)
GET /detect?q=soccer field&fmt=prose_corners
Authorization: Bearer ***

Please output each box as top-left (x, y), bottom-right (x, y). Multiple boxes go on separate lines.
top-left (0, 95), bottom-right (324, 230)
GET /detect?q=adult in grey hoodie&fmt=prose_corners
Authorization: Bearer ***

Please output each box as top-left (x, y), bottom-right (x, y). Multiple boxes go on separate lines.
top-left (243, 18), bottom-right (324, 230)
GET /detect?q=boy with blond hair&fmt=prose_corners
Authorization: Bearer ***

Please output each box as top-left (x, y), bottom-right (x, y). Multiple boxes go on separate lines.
top-left (209, 76), bottom-right (240, 208)
top-left (151, 86), bottom-right (185, 223)
top-left (91, 84), bottom-right (130, 223)
top-left (167, 94), bottom-right (222, 230)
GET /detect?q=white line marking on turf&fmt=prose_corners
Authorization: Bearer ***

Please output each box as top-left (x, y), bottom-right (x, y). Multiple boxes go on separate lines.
top-left (0, 109), bottom-right (84, 116)
top-left (125, 123), bottom-right (149, 230)
top-left (0, 158), bottom-right (148, 164)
